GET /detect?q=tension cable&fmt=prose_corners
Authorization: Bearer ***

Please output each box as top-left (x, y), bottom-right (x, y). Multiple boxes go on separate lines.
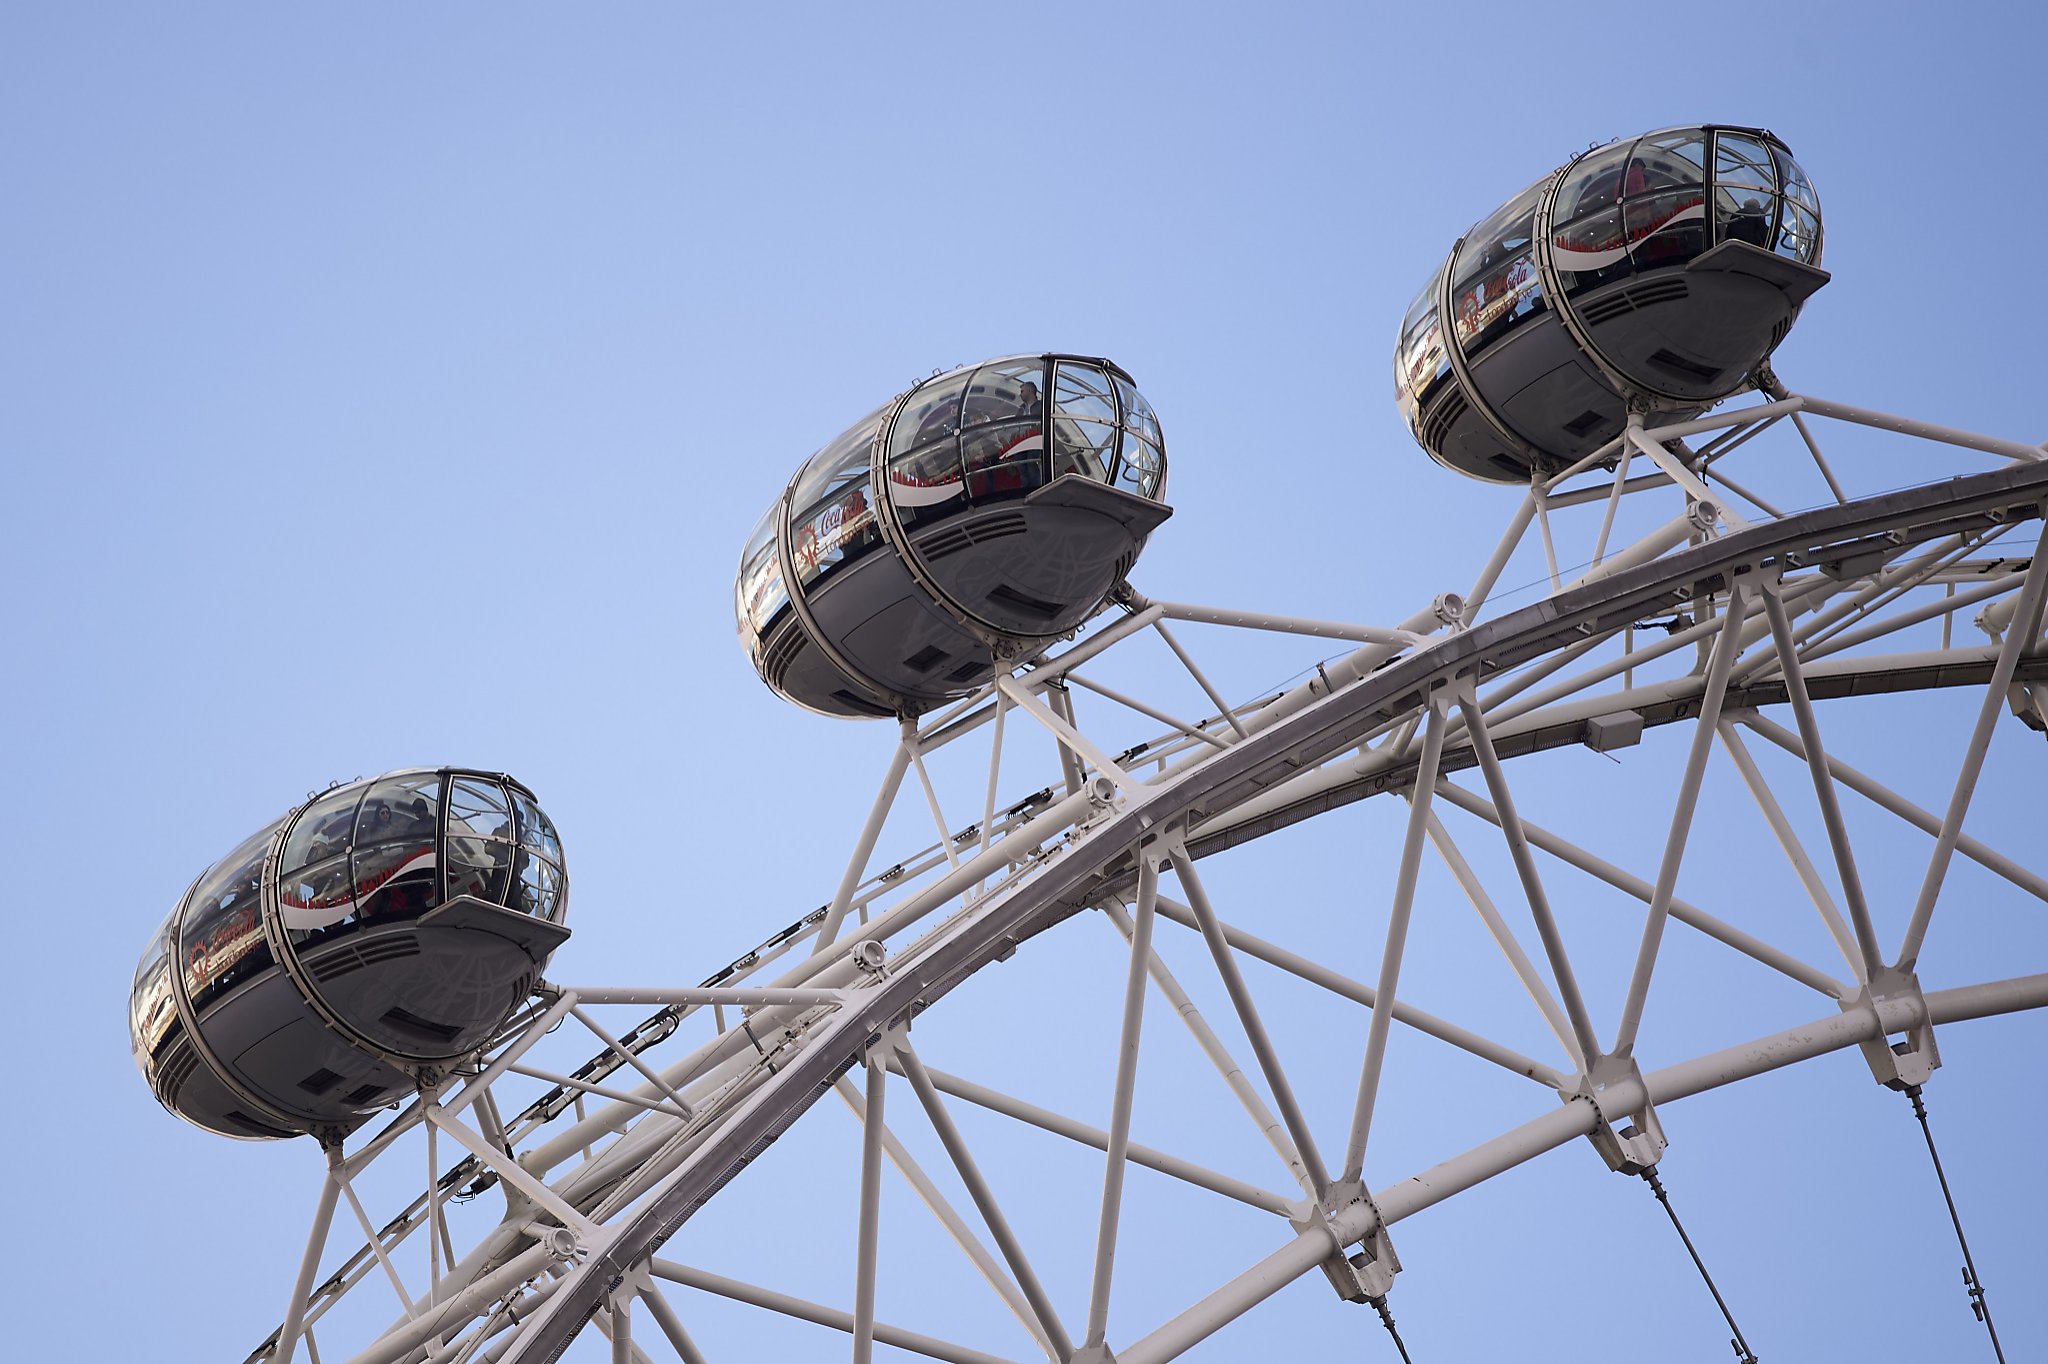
top-left (1365, 1294), bottom-right (1413, 1364)
top-left (1903, 1085), bottom-right (2007, 1362)
top-left (1640, 1165), bottom-right (1759, 1363)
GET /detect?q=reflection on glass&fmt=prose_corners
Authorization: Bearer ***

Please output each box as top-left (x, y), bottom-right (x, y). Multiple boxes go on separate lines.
top-left (351, 775), bottom-right (441, 922)
top-left (1714, 133), bottom-right (1778, 195)
top-left (1453, 252), bottom-right (1542, 350)
top-left (1774, 145), bottom-right (1820, 214)
top-left (1114, 373), bottom-right (1161, 447)
top-left (1624, 189), bottom-right (1708, 266)
top-left (1114, 427), bottom-right (1164, 498)
top-left (792, 418), bottom-right (884, 588)
top-left (131, 907), bottom-right (181, 1069)
top-left (890, 372), bottom-right (972, 457)
top-left (1051, 363), bottom-right (1120, 482)
top-left (1453, 180), bottom-right (1544, 290)
top-left (1634, 131), bottom-right (1708, 187)
top-left (447, 831), bottom-right (513, 904)
top-left (180, 818), bottom-right (285, 1010)
top-left (1776, 202), bottom-right (1821, 263)
top-left (887, 439), bottom-right (968, 525)
top-left (736, 503), bottom-right (789, 660)
top-left (1554, 144), bottom-right (1631, 224)
top-left (1396, 291), bottom-right (1449, 435)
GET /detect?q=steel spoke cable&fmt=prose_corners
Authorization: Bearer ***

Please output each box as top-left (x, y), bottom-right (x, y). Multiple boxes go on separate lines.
top-left (1367, 1295), bottom-right (1414, 1364)
top-left (1903, 1085), bottom-right (2007, 1362)
top-left (1639, 1166), bottom-right (1758, 1363)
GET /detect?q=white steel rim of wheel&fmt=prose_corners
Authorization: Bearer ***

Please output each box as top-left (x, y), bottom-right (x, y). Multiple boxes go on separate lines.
top-left (239, 389), bottom-right (2048, 1364)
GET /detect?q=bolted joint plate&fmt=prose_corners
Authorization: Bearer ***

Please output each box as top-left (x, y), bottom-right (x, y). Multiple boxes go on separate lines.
top-left (1577, 1055), bottom-right (1667, 1175)
top-left (1303, 1179), bottom-right (1400, 1303)
top-left (1847, 965), bottom-right (1941, 1089)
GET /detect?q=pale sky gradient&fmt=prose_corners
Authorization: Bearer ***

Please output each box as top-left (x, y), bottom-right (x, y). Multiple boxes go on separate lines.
top-left (5, 4), bottom-right (2045, 1361)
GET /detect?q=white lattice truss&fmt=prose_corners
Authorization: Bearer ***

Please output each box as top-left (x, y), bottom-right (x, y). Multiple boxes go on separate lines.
top-left (240, 390), bottom-right (2047, 1364)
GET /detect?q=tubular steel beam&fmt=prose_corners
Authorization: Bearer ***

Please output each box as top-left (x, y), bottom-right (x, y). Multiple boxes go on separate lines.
top-left (651, 1260), bottom-right (1024, 1364)
top-left (1114, 972), bottom-right (2048, 1364)
top-left (1734, 711), bottom-right (2048, 904)
top-left (1104, 901), bottom-right (1317, 1197)
top-left (897, 1042), bottom-right (1074, 1362)
top-left (1901, 517), bottom-right (2048, 969)
top-left (492, 462), bottom-right (2048, 1364)
top-left (1456, 695), bottom-right (1604, 1065)
top-left (817, 734), bottom-right (916, 952)
top-left (1424, 809), bottom-right (1583, 1069)
top-left (1086, 855), bottom-right (1160, 1349)
top-left (1171, 849), bottom-right (1333, 1201)
top-left (637, 1284), bottom-right (711, 1364)
top-left (1761, 584), bottom-right (1885, 982)
top-left (1433, 780), bottom-right (1847, 999)
top-left (1152, 893), bottom-right (1567, 1089)
top-left (1613, 580), bottom-right (1748, 1056)
top-left (832, 1075), bottom-right (1051, 1358)
top-left (272, 1155), bottom-right (345, 1364)
top-left (852, 1050), bottom-right (888, 1364)
top-left (1343, 698), bottom-right (1448, 1183)
top-left (1715, 720), bottom-right (1865, 981)
top-left (1150, 621), bottom-right (1252, 741)
top-left (893, 1058), bottom-right (1297, 1217)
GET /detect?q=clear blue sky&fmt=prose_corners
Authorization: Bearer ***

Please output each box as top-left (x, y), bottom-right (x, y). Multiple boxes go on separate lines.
top-left (5, 3), bottom-right (2044, 1360)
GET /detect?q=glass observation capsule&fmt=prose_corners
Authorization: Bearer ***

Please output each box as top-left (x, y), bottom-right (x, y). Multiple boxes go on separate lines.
top-left (130, 769), bottom-right (569, 1141)
top-left (1394, 124), bottom-right (1827, 483)
top-left (737, 353), bottom-right (1171, 719)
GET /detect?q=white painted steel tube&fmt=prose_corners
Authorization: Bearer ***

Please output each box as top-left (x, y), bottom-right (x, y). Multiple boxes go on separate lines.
top-left (1762, 587), bottom-right (1884, 981)
top-left (1433, 779), bottom-right (1848, 999)
top-left (896, 1057), bottom-right (1298, 1217)
top-left (524, 783), bottom-right (1106, 1177)
top-left (1613, 583), bottom-right (1747, 1056)
top-left (1012, 603), bottom-right (1167, 691)
top-left (343, 1242), bottom-right (553, 1364)
top-left (1456, 699), bottom-right (1603, 1066)
top-left (832, 1076), bottom-right (1050, 1356)
top-left (1150, 599), bottom-right (1427, 646)
top-left (1641, 396), bottom-right (1807, 446)
top-left (1424, 808), bottom-right (1583, 1067)
top-left (1086, 858), bottom-right (1158, 1348)
top-left (650, 1260), bottom-right (1024, 1364)
top-left (1343, 701), bottom-right (1447, 1183)
top-left (1173, 850), bottom-right (1333, 1200)
top-left (1151, 894), bottom-right (1566, 1090)
top-left (1563, 509), bottom-right (1701, 592)
top-left (817, 736), bottom-right (915, 951)
top-left (1715, 721), bottom-right (1865, 981)
top-left (1105, 901), bottom-right (1315, 1197)
top-left (1150, 620), bottom-right (1252, 740)
top-left (1544, 471), bottom-right (1674, 511)
top-left (565, 986), bottom-right (846, 1009)
top-left (896, 1043), bottom-right (1075, 1362)
top-left (636, 1284), bottom-right (710, 1364)
top-left (1793, 395), bottom-right (2045, 463)
top-left (1902, 522), bottom-right (2048, 967)
top-left (852, 1052), bottom-right (887, 1364)
top-left (1118, 973), bottom-right (2048, 1364)
top-left (1239, 598), bottom-right (1453, 742)
top-left (272, 1163), bottom-right (343, 1364)
top-left (1466, 494), bottom-right (1538, 616)
top-left (1736, 710), bottom-right (2048, 903)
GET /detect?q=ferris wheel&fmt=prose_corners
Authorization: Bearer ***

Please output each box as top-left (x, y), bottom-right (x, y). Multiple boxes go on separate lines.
top-left (132, 125), bottom-right (2047, 1364)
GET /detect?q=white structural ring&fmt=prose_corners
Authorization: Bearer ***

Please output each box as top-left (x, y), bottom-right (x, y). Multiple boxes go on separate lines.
top-left (492, 458), bottom-right (2048, 1363)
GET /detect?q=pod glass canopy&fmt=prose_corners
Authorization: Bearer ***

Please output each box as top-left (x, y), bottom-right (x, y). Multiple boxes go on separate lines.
top-left (130, 768), bottom-right (569, 1141)
top-left (738, 354), bottom-right (1171, 719)
top-left (1395, 125), bottom-right (1826, 483)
